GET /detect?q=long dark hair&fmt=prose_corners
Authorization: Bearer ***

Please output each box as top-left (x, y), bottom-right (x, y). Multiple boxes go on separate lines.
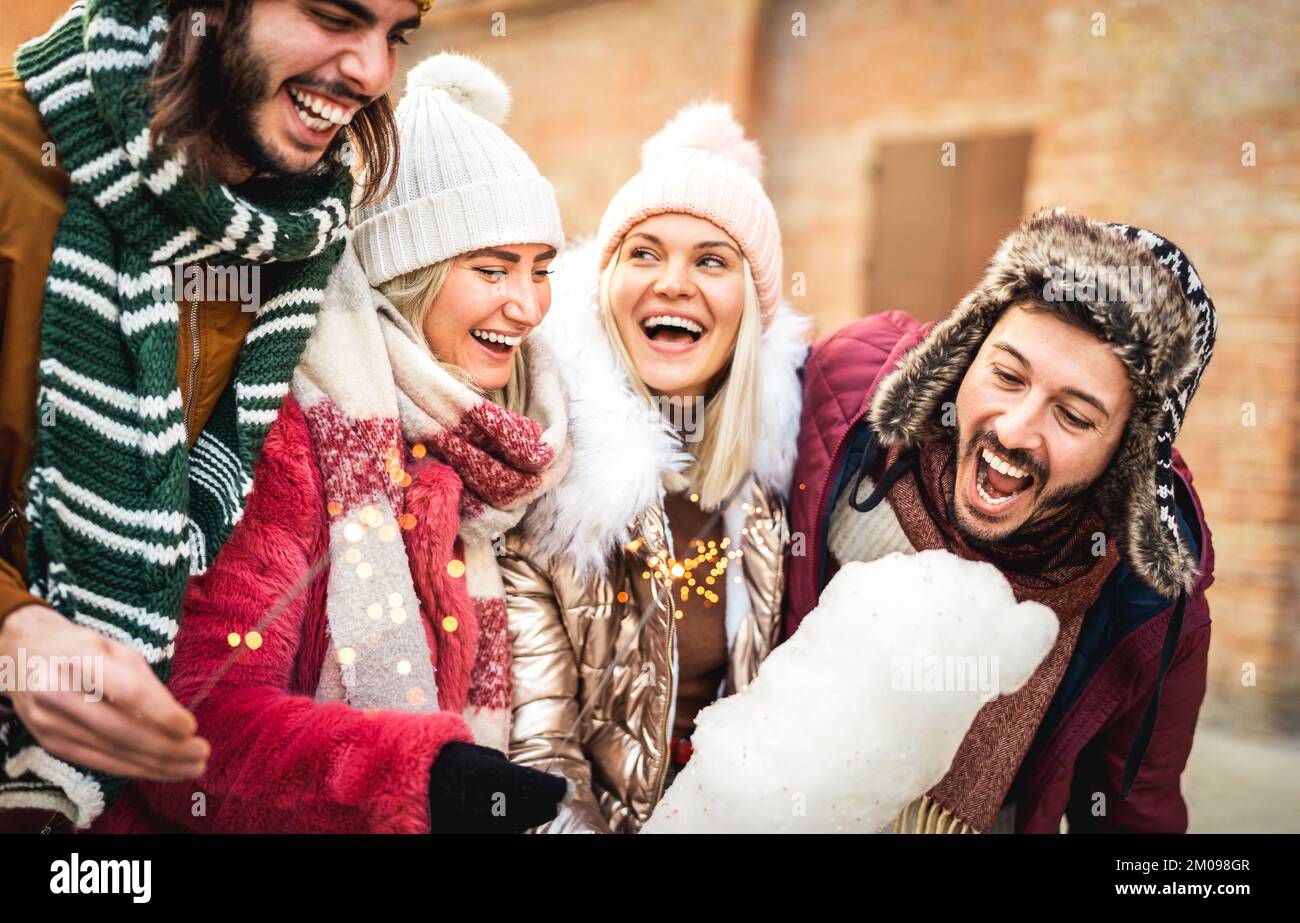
top-left (148, 1), bottom-right (396, 207)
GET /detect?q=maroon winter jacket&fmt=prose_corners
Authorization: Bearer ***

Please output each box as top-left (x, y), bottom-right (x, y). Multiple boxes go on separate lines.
top-left (785, 311), bottom-right (1214, 834)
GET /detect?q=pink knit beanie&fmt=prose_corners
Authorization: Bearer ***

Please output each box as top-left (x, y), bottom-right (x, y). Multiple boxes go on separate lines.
top-left (595, 101), bottom-right (784, 325)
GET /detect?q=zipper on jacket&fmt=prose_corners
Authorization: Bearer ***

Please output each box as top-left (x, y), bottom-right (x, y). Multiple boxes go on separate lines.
top-left (652, 574), bottom-right (677, 806)
top-left (650, 506), bottom-right (678, 807)
top-left (182, 296), bottom-right (201, 443)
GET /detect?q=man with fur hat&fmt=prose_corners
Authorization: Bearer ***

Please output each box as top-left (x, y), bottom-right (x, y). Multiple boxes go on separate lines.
top-left (785, 208), bottom-right (1217, 834)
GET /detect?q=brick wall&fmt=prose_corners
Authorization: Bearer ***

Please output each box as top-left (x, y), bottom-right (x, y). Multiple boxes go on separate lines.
top-left (419, 0), bottom-right (1300, 736)
top-left (7, 0), bottom-right (1296, 735)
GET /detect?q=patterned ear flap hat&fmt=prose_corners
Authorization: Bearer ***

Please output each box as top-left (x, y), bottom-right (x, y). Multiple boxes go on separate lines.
top-left (870, 207), bottom-right (1217, 599)
top-left (165, 1), bottom-right (435, 14)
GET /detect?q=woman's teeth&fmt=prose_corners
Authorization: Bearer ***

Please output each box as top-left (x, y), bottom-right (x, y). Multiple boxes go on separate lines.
top-left (642, 315), bottom-right (704, 339)
top-left (471, 329), bottom-right (521, 347)
top-left (289, 87), bottom-right (353, 130)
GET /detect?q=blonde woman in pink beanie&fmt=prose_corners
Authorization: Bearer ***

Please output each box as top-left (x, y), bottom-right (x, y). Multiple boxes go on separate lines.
top-left (504, 102), bottom-right (810, 832)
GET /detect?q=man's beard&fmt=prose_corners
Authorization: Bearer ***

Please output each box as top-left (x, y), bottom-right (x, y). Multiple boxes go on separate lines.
top-left (208, 9), bottom-right (351, 180)
top-left (950, 427), bottom-right (1095, 546)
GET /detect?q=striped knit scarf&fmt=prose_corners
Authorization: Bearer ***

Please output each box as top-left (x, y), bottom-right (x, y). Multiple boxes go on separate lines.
top-left (0, 0), bottom-right (352, 825)
top-left (294, 243), bottom-right (570, 752)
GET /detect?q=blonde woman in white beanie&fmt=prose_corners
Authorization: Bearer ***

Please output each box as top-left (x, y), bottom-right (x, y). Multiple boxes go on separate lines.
top-left (504, 102), bottom-right (810, 833)
top-left (93, 53), bottom-right (578, 834)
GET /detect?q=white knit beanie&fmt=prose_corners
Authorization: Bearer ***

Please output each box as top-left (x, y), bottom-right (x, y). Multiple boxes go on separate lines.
top-left (351, 52), bottom-right (565, 286)
top-left (595, 101), bottom-right (783, 324)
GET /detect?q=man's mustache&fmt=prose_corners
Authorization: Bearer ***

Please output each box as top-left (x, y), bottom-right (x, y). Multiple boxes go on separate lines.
top-left (965, 428), bottom-right (1048, 486)
top-left (284, 76), bottom-right (373, 109)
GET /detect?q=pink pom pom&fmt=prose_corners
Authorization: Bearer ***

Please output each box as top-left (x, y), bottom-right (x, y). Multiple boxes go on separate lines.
top-left (640, 100), bottom-right (763, 180)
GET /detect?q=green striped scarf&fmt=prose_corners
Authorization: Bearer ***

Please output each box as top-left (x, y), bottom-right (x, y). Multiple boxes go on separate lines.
top-left (0, 0), bottom-right (354, 826)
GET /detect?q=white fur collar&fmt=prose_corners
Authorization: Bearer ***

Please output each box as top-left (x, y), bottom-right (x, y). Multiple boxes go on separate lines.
top-left (519, 239), bottom-right (809, 575)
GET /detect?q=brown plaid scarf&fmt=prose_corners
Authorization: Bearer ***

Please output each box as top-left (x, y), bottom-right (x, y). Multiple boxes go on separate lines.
top-left (883, 439), bottom-right (1120, 832)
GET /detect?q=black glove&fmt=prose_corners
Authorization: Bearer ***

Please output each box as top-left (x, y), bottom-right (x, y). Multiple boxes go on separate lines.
top-left (427, 742), bottom-right (569, 834)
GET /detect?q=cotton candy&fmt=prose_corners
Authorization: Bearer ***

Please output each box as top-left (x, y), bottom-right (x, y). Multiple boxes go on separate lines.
top-left (643, 549), bottom-right (1058, 833)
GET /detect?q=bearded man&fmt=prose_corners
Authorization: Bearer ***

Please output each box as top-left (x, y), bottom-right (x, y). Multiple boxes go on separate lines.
top-left (0, 0), bottom-right (426, 828)
top-left (786, 208), bottom-right (1217, 834)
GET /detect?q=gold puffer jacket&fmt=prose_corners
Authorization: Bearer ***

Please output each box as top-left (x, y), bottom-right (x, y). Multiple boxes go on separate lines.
top-left (502, 239), bottom-right (809, 833)
top-left (502, 478), bottom-right (788, 833)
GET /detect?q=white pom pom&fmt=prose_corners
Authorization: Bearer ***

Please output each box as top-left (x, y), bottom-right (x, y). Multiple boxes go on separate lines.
top-left (640, 100), bottom-right (763, 179)
top-left (403, 52), bottom-right (511, 126)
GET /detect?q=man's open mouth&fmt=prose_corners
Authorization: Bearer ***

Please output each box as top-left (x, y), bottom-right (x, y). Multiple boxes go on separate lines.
top-left (975, 446), bottom-right (1036, 508)
top-left (641, 314), bottom-right (706, 348)
top-left (286, 85), bottom-right (355, 133)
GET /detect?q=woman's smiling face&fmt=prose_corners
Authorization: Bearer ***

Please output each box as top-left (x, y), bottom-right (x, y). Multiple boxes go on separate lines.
top-left (608, 213), bottom-right (747, 398)
top-left (422, 244), bottom-right (557, 390)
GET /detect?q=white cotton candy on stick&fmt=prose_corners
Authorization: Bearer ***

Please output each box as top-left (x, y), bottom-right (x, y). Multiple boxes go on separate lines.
top-left (642, 549), bottom-right (1058, 833)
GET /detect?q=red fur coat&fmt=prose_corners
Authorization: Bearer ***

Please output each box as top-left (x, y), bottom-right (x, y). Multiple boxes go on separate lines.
top-left (91, 396), bottom-right (482, 833)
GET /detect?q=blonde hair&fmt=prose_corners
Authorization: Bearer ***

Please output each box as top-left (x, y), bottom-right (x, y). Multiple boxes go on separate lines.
top-left (379, 258), bottom-right (528, 415)
top-left (598, 243), bottom-right (764, 510)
